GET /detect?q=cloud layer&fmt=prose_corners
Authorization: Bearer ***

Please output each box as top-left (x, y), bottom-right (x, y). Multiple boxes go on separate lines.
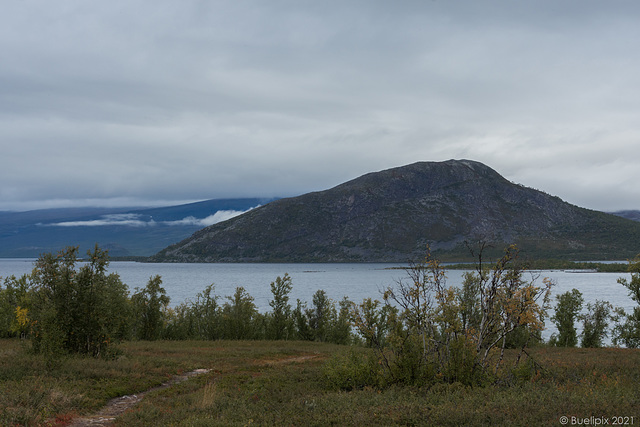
top-left (2, 1), bottom-right (640, 211)
top-left (48, 209), bottom-right (253, 228)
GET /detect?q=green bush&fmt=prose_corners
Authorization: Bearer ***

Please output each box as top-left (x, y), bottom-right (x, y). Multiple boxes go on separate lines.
top-left (323, 347), bottom-right (381, 390)
top-left (441, 335), bottom-right (485, 386)
top-left (163, 283), bottom-right (222, 340)
top-left (508, 356), bottom-right (537, 385)
top-left (328, 297), bottom-right (353, 345)
top-left (549, 289), bottom-right (584, 347)
top-left (349, 297), bottom-right (395, 348)
top-left (307, 289), bottom-right (334, 342)
top-left (28, 245), bottom-right (131, 357)
top-left (191, 283), bottom-right (222, 340)
top-left (614, 256), bottom-right (640, 347)
top-left (293, 299), bottom-right (313, 341)
top-left (131, 275), bottom-right (170, 341)
top-left (0, 275), bottom-right (31, 338)
top-left (266, 274), bottom-right (294, 340)
top-left (220, 287), bottom-right (260, 340)
top-left (580, 300), bottom-right (613, 348)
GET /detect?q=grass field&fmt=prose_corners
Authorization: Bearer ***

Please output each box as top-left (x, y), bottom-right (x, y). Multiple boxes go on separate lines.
top-left (1, 339), bottom-right (639, 426)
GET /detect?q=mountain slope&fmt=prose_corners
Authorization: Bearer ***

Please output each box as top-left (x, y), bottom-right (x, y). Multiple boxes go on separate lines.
top-left (152, 160), bottom-right (640, 262)
top-left (0, 198), bottom-right (273, 257)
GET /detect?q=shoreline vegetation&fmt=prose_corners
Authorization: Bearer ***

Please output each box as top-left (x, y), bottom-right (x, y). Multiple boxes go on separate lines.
top-left (3, 245), bottom-right (630, 274)
top-left (104, 256), bottom-right (633, 274)
top-left (383, 260), bottom-right (631, 273)
top-left (446, 260), bottom-right (631, 273)
top-left (1, 244), bottom-right (639, 425)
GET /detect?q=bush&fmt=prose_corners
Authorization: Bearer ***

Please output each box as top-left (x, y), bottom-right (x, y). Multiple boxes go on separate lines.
top-left (28, 245), bottom-right (131, 357)
top-left (580, 300), bottom-right (613, 348)
top-left (220, 287), bottom-right (260, 340)
top-left (293, 299), bottom-right (313, 341)
top-left (131, 275), bottom-right (170, 341)
top-left (323, 347), bottom-right (381, 390)
top-left (307, 289), bottom-right (334, 342)
top-left (549, 289), bottom-right (583, 347)
top-left (349, 298), bottom-right (395, 348)
top-left (266, 274), bottom-right (294, 340)
top-left (191, 284), bottom-right (222, 340)
top-left (328, 297), bottom-right (353, 345)
top-left (163, 284), bottom-right (222, 340)
top-left (0, 275), bottom-right (31, 338)
top-left (614, 256), bottom-right (640, 347)
top-left (349, 244), bottom-right (552, 387)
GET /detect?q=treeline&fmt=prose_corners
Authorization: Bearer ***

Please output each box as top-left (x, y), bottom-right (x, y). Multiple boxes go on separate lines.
top-left (1, 244), bottom-right (639, 388)
top-left (0, 246), bottom-right (352, 358)
top-left (448, 259), bottom-right (630, 272)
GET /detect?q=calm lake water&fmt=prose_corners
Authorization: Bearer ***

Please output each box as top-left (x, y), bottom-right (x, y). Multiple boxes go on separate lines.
top-left (1, 258), bottom-right (636, 341)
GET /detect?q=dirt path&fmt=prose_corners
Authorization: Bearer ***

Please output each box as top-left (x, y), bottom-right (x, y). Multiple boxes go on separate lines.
top-left (68, 369), bottom-right (211, 427)
top-left (66, 354), bottom-right (319, 426)
top-left (254, 354), bottom-right (319, 366)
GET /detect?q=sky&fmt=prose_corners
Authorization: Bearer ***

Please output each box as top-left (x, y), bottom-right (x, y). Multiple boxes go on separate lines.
top-left (2, 0), bottom-right (640, 212)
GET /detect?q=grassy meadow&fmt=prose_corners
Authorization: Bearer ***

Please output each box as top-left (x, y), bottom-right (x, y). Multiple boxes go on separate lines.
top-left (1, 338), bottom-right (638, 426)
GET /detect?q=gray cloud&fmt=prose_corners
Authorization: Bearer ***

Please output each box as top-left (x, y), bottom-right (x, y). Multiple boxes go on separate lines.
top-left (2, 1), bottom-right (640, 211)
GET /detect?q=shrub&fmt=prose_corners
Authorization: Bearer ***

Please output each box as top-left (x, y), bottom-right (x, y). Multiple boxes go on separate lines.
top-left (549, 289), bottom-right (584, 347)
top-left (0, 275), bottom-right (31, 338)
top-left (350, 244), bottom-right (552, 387)
top-left (191, 284), bottom-right (222, 340)
top-left (131, 275), bottom-right (170, 341)
top-left (293, 299), bottom-right (313, 341)
top-left (328, 296), bottom-right (353, 345)
top-left (349, 297), bottom-right (396, 349)
top-left (323, 347), bottom-right (381, 390)
top-left (580, 300), bottom-right (613, 348)
top-left (307, 289), bottom-right (335, 342)
top-left (614, 256), bottom-right (640, 347)
top-left (266, 274), bottom-right (294, 340)
top-left (28, 245), bottom-right (131, 357)
top-left (163, 303), bottom-right (197, 340)
top-left (220, 287), bottom-right (260, 340)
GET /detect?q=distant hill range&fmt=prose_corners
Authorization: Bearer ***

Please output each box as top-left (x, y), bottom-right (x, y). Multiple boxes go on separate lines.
top-left (611, 210), bottom-right (640, 222)
top-left (0, 198), bottom-right (273, 257)
top-left (151, 160), bottom-right (640, 262)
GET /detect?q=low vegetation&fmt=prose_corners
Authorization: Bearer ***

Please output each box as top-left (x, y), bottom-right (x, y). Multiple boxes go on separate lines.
top-left (343, 243), bottom-right (553, 388)
top-left (1, 244), bottom-right (639, 425)
top-left (1, 339), bottom-right (639, 426)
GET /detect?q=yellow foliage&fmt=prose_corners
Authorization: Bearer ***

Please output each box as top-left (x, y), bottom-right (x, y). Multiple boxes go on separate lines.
top-left (15, 306), bottom-right (29, 326)
top-left (11, 306), bottom-right (30, 336)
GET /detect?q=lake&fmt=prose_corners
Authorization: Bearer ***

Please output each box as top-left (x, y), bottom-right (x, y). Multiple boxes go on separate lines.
top-left (1, 258), bottom-right (636, 341)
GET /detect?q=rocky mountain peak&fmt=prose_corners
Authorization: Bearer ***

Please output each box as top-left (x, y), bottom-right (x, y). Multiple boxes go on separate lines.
top-left (152, 160), bottom-right (640, 262)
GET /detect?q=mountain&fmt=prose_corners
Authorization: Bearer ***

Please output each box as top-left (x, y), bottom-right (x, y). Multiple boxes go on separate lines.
top-left (612, 210), bottom-right (640, 222)
top-left (151, 160), bottom-right (640, 262)
top-left (0, 198), bottom-right (274, 257)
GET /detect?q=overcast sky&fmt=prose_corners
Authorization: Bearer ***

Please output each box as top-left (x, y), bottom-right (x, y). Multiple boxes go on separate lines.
top-left (2, 1), bottom-right (640, 212)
